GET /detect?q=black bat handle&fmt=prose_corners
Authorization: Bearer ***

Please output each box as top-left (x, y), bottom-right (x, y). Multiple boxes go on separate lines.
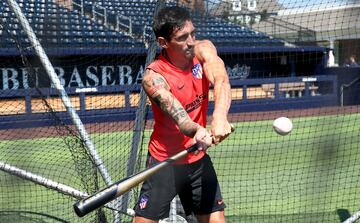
top-left (74, 183), bottom-right (120, 217)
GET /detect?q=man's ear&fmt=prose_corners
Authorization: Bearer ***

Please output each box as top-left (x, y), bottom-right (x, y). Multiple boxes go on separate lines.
top-left (158, 37), bottom-right (168, 48)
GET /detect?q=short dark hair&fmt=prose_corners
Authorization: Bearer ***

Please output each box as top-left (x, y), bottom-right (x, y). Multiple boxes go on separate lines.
top-left (152, 6), bottom-right (192, 40)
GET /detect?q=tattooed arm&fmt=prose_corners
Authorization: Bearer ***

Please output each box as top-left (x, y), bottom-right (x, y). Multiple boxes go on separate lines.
top-left (142, 69), bottom-right (197, 136)
top-left (195, 40), bottom-right (232, 144)
top-left (142, 69), bottom-right (212, 149)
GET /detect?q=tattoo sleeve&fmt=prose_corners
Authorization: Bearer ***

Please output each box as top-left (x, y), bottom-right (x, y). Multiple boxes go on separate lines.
top-left (142, 71), bottom-right (200, 137)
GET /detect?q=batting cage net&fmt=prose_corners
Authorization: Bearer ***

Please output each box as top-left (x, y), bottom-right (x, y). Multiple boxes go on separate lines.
top-left (0, 0), bottom-right (359, 222)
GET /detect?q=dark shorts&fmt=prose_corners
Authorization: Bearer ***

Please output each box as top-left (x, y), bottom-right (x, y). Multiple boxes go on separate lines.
top-left (134, 153), bottom-right (225, 221)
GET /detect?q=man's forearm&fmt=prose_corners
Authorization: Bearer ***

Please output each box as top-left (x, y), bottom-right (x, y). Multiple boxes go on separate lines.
top-left (203, 60), bottom-right (231, 120)
top-left (151, 89), bottom-right (200, 137)
top-left (213, 76), bottom-right (231, 120)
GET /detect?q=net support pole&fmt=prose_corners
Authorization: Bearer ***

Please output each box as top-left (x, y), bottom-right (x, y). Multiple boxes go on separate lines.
top-left (120, 0), bottom-right (165, 213)
top-left (5, 1), bottom-right (120, 219)
top-left (343, 211), bottom-right (360, 223)
top-left (6, 0), bottom-right (112, 187)
top-left (6, 2), bottom-right (121, 220)
top-left (0, 161), bottom-right (135, 217)
top-left (0, 161), bottom-right (88, 199)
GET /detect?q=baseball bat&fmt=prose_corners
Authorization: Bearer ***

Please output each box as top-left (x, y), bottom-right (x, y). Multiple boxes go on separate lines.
top-left (74, 124), bottom-right (235, 217)
top-left (73, 144), bottom-right (198, 217)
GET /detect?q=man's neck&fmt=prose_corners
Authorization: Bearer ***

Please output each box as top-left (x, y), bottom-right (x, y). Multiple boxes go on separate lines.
top-left (163, 51), bottom-right (192, 71)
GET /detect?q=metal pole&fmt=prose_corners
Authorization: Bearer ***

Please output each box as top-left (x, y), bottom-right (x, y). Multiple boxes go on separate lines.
top-left (6, 1), bottom-right (122, 220)
top-left (121, 0), bottom-right (164, 215)
top-left (6, 0), bottom-right (112, 188)
top-left (343, 211), bottom-right (360, 223)
top-left (0, 161), bottom-right (135, 217)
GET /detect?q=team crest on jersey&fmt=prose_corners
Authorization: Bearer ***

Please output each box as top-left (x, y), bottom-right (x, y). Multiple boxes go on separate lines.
top-left (192, 63), bottom-right (203, 79)
top-left (139, 195), bottom-right (148, 209)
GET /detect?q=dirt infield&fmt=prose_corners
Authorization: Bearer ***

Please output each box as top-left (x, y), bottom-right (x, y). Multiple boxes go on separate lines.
top-left (0, 105), bottom-right (358, 141)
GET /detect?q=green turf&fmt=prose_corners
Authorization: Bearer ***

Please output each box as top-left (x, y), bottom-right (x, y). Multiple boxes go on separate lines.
top-left (1, 113), bottom-right (360, 222)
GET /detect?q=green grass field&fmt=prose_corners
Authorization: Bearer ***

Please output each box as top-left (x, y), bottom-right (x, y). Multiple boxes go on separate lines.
top-left (1, 113), bottom-right (360, 222)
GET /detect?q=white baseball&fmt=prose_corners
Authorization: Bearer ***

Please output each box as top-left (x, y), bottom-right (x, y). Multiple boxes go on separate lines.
top-left (272, 117), bottom-right (293, 135)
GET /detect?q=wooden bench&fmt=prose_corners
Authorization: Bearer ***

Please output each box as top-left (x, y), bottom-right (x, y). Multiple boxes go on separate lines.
top-left (262, 82), bottom-right (318, 98)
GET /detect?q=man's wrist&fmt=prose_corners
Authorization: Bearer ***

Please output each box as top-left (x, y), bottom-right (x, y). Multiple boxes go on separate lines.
top-left (179, 122), bottom-right (201, 137)
top-left (212, 112), bottom-right (227, 122)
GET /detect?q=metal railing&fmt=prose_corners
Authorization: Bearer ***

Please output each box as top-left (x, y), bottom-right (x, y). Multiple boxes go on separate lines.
top-left (0, 75), bottom-right (338, 129)
top-left (72, 0), bottom-right (133, 35)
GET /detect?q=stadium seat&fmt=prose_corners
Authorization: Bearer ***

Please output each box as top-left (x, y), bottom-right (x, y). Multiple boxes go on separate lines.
top-left (0, 0), bottom-right (285, 51)
top-left (0, 0), bottom-right (146, 50)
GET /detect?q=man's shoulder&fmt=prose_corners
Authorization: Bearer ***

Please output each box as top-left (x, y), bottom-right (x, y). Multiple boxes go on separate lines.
top-left (147, 56), bottom-right (164, 71)
top-left (195, 39), bottom-right (213, 47)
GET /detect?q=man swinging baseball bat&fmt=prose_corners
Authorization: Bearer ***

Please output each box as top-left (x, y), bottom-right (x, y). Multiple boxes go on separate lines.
top-left (74, 6), bottom-right (233, 223)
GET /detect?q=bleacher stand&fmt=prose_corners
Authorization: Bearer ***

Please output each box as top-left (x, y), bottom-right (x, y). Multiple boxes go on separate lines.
top-left (79, 0), bottom-right (286, 48)
top-left (0, 0), bottom-right (287, 55)
top-left (0, 0), bottom-right (146, 53)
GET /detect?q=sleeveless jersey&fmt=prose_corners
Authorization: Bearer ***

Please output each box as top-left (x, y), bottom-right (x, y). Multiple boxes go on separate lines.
top-left (147, 52), bottom-right (210, 164)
